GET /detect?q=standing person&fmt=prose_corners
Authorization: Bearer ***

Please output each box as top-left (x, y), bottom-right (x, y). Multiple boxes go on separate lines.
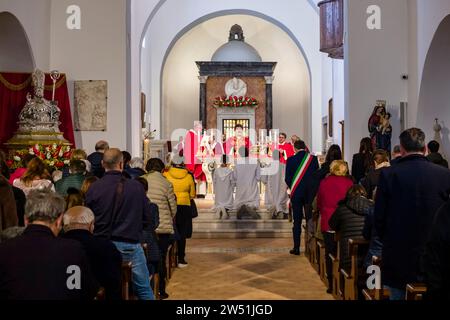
top-left (375, 128), bottom-right (450, 300)
top-left (317, 160), bottom-right (354, 292)
top-left (125, 158), bottom-right (146, 179)
top-left (0, 172), bottom-right (18, 231)
top-left (144, 158), bottom-right (177, 299)
top-left (163, 155), bottom-right (196, 268)
top-left (13, 157), bottom-right (54, 197)
top-left (225, 124), bottom-right (251, 158)
top-left (62, 206), bottom-right (122, 300)
top-left (390, 145), bottom-right (402, 165)
top-left (274, 133), bottom-right (295, 164)
top-left (427, 140), bottom-right (449, 168)
top-left (85, 148), bottom-right (154, 300)
top-left (352, 137), bottom-right (374, 183)
top-left (87, 140), bottom-right (109, 178)
top-left (0, 189), bottom-right (98, 300)
top-left (8, 154), bottom-right (35, 185)
top-left (285, 140), bottom-right (319, 256)
top-left (360, 149), bottom-right (391, 200)
top-left (184, 121), bottom-right (206, 198)
top-left (0, 161), bottom-right (25, 227)
top-left (55, 160), bottom-right (86, 196)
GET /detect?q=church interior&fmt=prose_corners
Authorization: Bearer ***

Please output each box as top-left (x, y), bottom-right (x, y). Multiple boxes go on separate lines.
top-left (1, 0), bottom-right (450, 303)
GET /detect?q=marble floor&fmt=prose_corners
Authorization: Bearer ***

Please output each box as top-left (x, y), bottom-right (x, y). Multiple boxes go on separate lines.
top-left (166, 238), bottom-right (332, 300)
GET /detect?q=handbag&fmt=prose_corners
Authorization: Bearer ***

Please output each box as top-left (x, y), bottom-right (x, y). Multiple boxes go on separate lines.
top-left (191, 199), bottom-right (198, 219)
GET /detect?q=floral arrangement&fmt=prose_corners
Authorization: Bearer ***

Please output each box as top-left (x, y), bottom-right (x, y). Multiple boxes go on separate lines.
top-left (6, 144), bottom-right (72, 170)
top-left (213, 96), bottom-right (258, 107)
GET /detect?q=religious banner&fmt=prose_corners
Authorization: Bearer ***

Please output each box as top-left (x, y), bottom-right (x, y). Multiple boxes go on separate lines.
top-left (73, 80), bottom-right (107, 131)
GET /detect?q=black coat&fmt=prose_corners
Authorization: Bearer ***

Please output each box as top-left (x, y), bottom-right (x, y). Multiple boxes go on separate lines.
top-left (0, 225), bottom-right (98, 300)
top-left (87, 152), bottom-right (105, 178)
top-left (329, 196), bottom-right (373, 272)
top-left (352, 153), bottom-right (372, 183)
top-left (423, 200), bottom-right (450, 300)
top-left (374, 154), bottom-right (450, 289)
top-left (427, 153), bottom-right (449, 169)
top-left (12, 186), bottom-right (26, 227)
top-left (360, 167), bottom-right (389, 200)
top-left (62, 229), bottom-right (122, 300)
top-left (363, 206), bottom-right (383, 269)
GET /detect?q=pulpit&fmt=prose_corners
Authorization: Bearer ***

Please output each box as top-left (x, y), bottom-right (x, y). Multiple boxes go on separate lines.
top-left (318, 0), bottom-right (344, 59)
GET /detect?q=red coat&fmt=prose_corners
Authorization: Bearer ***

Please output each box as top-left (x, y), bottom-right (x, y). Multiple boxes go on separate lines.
top-left (317, 175), bottom-right (354, 232)
top-left (273, 142), bottom-right (295, 164)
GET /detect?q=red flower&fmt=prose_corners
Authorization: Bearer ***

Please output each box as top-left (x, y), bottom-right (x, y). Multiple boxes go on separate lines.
top-left (55, 162), bottom-right (64, 168)
top-left (6, 160), bottom-right (13, 167)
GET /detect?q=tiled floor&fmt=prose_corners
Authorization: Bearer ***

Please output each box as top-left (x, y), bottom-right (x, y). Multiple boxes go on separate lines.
top-left (166, 238), bottom-right (332, 300)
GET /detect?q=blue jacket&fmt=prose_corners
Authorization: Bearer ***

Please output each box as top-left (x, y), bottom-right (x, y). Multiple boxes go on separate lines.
top-left (285, 150), bottom-right (319, 204)
top-left (375, 154), bottom-right (450, 289)
top-left (85, 171), bottom-right (151, 243)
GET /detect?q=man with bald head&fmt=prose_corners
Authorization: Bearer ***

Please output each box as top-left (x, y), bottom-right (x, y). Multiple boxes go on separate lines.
top-left (85, 148), bottom-right (154, 300)
top-left (62, 206), bottom-right (122, 300)
top-left (87, 140), bottom-right (110, 178)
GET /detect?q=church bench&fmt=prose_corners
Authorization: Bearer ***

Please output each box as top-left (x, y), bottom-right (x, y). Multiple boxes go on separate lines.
top-left (341, 238), bottom-right (369, 300)
top-left (406, 283), bottom-right (427, 300)
top-left (94, 287), bottom-right (106, 300)
top-left (328, 232), bottom-right (342, 300)
top-left (317, 240), bottom-right (327, 286)
top-left (362, 256), bottom-right (390, 300)
top-left (121, 261), bottom-right (133, 300)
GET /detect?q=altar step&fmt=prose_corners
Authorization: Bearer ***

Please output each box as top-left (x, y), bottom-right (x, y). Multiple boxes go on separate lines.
top-left (192, 208), bottom-right (292, 239)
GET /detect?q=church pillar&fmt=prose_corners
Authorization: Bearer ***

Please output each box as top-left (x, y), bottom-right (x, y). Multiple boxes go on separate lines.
top-left (265, 76), bottom-right (274, 130)
top-left (198, 76), bottom-right (208, 129)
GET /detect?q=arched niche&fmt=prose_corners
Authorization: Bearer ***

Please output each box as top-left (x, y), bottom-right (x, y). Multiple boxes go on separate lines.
top-left (417, 15), bottom-right (450, 158)
top-left (0, 12), bottom-right (35, 72)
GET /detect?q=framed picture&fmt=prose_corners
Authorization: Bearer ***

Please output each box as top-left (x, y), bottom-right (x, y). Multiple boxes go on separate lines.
top-left (328, 98), bottom-right (333, 137)
top-left (74, 80), bottom-right (107, 131)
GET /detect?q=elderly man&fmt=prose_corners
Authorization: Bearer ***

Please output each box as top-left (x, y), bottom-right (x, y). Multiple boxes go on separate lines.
top-left (62, 206), bottom-right (122, 300)
top-left (87, 140), bottom-right (109, 178)
top-left (0, 189), bottom-right (98, 300)
top-left (85, 148), bottom-right (154, 300)
top-left (125, 157), bottom-right (146, 179)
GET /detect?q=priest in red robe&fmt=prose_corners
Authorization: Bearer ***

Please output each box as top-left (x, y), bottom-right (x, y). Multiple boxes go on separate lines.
top-left (184, 121), bottom-right (206, 196)
top-left (272, 133), bottom-right (295, 164)
top-left (224, 124), bottom-right (251, 158)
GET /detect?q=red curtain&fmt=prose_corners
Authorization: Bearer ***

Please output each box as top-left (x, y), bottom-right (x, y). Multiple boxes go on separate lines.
top-left (0, 72), bottom-right (75, 148)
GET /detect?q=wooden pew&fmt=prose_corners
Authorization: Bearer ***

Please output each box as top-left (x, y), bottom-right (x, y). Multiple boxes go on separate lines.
top-left (95, 287), bottom-right (106, 300)
top-left (406, 283), bottom-right (427, 300)
top-left (121, 261), bottom-right (133, 300)
top-left (340, 238), bottom-right (369, 300)
top-left (361, 256), bottom-right (390, 300)
top-left (317, 240), bottom-right (327, 286)
top-left (328, 232), bottom-right (342, 299)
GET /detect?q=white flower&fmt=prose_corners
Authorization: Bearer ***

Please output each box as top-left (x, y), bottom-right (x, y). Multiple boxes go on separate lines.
top-left (29, 149), bottom-right (34, 155)
top-left (66, 146), bottom-right (71, 152)
top-left (47, 153), bottom-right (51, 160)
top-left (49, 161), bottom-right (55, 166)
top-left (35, 144), bottom-right (40, 150)
top-left (64, 160), bottom-right (70, 165)
top-left (45, 147), bottom-right (50, 152)
top-left (14, 156), bottom-right (21, 162)
top-left (52, 144), bottom-right (57, 150)
top-left (59, 150), bottom-right (63, 157)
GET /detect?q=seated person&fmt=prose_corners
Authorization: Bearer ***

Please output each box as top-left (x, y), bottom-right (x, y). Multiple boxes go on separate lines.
top-left (62, 206), bottom-right (122, 300)
top-left (329, 185), bottom-right (373, 273)
top-left (232, 147), bottom-right (261, 218)
top-left (0, 189), bottom-right (98, 300)
top-left (210, 155), bottom-right (234, 219)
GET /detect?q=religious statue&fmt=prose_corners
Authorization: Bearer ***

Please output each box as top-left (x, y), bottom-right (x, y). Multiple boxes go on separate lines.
top-left (368, 101), bottom-right (392, 153)
top-left (17, 69), bottom-right (61, 133)
top-left (225, 77), bottom-right (247, 98)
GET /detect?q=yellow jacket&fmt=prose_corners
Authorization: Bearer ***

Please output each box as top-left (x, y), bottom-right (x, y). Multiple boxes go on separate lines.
top-left (163, 167), bottom-right (196, 206)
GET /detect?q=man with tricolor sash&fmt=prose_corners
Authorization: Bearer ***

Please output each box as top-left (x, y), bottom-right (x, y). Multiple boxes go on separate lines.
top-left (285, 140), bottom-right (319, 256)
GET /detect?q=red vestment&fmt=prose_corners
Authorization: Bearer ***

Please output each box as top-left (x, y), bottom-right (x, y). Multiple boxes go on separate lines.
top-left (184, 130), bottom-right (206, 181)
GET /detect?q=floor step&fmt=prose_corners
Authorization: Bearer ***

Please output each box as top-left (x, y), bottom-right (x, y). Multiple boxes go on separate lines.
top-left (191, 229), bottom-right (292, 239)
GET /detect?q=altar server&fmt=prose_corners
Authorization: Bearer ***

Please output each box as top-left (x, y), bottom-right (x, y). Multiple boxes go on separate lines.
top-left (210, 155), bottom-right (235, 219)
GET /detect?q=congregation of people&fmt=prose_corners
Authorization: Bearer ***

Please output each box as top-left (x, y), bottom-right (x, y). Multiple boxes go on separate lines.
top-left (1, 126), bottom-right (450, 301)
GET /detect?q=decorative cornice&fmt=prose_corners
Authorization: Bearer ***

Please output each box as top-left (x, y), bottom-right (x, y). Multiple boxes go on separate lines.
top-left (196, 61), bottom-right (277, 77)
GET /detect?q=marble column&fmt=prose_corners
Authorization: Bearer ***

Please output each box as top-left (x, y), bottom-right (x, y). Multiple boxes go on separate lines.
top-left (265, 76), bottom-right (274, 130)
top-left (199, 76), bottom-right (208, 129)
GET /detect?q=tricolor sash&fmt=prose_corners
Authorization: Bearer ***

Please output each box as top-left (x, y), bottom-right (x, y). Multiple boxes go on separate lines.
top-left (290, 153), bottom-right (314, 196)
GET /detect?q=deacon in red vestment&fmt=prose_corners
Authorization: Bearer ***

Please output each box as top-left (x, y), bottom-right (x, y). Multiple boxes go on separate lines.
top-left (272, 133), bottom-right (295, 164)
top-left (184, 122), bottom-right (206, 183)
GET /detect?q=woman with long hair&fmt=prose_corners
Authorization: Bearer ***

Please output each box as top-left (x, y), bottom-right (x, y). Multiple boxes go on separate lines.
top-left (13, 158), bottom-right (54, 197)
top-left (351, 137), bottom-right (374, 183)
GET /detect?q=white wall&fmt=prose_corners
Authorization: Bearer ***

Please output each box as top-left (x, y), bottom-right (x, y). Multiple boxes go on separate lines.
top-left (344, 0), bottom-right (408, 161)
top-left (134, 0), bottom-right (326, 155)
top-left (0, 12), bottom-right (34, 72)
top-left (332, 59), bottom-right (345, 148)
top-left (408, 0), bottom-right (450, 127)
top-left (162, 14), bottom-right (310, 142)
top-left (50, 0), bottom-right (127, 154)
top-left (417, 15), bottom-right (450, 158)
top-left (0, 0), bottom-right (51, 70)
